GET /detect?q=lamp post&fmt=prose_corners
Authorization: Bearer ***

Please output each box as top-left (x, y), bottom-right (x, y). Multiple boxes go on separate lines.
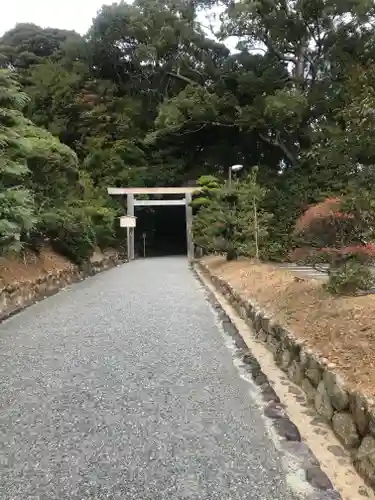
top-left (228, 164), bottom-right (244, 189)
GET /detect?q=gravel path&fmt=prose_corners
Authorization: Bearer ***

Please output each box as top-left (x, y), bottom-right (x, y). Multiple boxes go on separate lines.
top-left (0, 257), bottom-right (336, 499)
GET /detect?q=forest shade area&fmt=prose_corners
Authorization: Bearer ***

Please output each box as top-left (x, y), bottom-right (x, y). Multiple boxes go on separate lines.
top-left (1, 0), bottom-right (375, 263)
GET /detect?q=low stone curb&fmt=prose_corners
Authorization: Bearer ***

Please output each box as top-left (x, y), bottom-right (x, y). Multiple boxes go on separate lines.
top-left (0, 254), bottom-right (126, 323)
top-left (194, 265), bottom-right (341, 499)
top-left (197, 261), bottom-right (375, 493)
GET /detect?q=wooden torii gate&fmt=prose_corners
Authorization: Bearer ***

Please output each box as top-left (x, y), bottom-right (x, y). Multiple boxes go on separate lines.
top-left (107, 187), bottom-right (196, 262)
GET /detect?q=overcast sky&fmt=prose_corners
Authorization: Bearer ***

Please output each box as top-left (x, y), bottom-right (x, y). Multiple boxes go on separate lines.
top-left (1, 0), bottom-right (238, 52)
top-left (0, 0), bottom-right (112, 36)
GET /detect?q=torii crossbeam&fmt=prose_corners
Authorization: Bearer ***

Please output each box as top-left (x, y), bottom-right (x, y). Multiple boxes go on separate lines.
top-left (107, 187), bottom-right (197, 262)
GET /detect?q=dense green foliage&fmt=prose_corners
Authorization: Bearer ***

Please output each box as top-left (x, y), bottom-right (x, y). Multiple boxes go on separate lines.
top-left (0, 67), bottom-right (118, 261)
top-left (193, 172), bottom-right (270, 260)
top-left (2, 0), bottom-right (375, 263)
top-left (0, 69), bottom-right (34, 253)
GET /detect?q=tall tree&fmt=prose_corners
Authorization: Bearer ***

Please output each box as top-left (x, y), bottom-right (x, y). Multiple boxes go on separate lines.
top-left (0, 69), bottom-right (35, 253)
top-left (221, 0), bottom-right (375, 167)
top-left (0, 23), bottom-right (81, 69)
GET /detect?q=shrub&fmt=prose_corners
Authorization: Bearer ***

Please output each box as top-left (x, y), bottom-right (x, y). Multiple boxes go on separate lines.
top-left (335, 243), bottom-right (375, 265)
top-left (293, 196), bottom-right (375, 294)
top-left (294, 197), bottom-right (356, 249)
top-left (40, 208), bottom-right (96, 264)
top-left (326, 260), bottom-right (374, 295)
top-left (192, 173), bottom-right (271, 260)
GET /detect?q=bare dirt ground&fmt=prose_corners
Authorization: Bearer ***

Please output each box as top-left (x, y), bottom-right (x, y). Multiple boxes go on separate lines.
top-left (0, 248), bottom-right (75, 289)
top-left (0, 247), bottom-right (120, 291)
top-left (203, 255), bottom-right (375, 398)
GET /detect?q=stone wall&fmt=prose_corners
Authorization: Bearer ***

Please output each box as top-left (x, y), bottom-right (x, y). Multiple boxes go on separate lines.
top-left (0, 250), bottom-right (124, 322)
top-left (199, 261), bottom-right (375, 490)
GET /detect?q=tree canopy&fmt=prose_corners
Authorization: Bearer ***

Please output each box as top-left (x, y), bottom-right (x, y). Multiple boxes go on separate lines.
top-left (1, 0), bottom-right (375, 261)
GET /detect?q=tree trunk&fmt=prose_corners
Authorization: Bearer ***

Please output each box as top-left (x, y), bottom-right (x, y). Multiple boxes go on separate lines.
top-left (226, 247), bottom-right (238, 261)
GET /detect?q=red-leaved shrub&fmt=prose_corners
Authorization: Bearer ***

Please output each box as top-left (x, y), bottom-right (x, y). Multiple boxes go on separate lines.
top-left (295, 198), bottom-right (342, 234)
top-left (293, 196), bottom-right (375, 294)
top-left (294, 197), bottom-right (357, 249)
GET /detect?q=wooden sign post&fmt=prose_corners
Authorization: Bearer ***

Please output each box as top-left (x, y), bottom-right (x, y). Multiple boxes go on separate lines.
top-left (120, 216), bottom-right (137, 260)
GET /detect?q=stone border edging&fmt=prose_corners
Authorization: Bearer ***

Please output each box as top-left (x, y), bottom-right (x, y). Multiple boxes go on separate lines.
top-left (194, 264), bottom-right (342, 498)
top-left (0, 254), bottom-right (126, 323)
top-left (197, 261), bottom-right (375, 492)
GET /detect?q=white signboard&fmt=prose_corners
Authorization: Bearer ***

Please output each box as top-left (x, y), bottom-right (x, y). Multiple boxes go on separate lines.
top-left (120, 215), bottom-right (137, 228)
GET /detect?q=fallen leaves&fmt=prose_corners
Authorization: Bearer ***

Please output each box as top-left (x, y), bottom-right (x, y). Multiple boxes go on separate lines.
top-left (204, 255), bottom-right (375, 396)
